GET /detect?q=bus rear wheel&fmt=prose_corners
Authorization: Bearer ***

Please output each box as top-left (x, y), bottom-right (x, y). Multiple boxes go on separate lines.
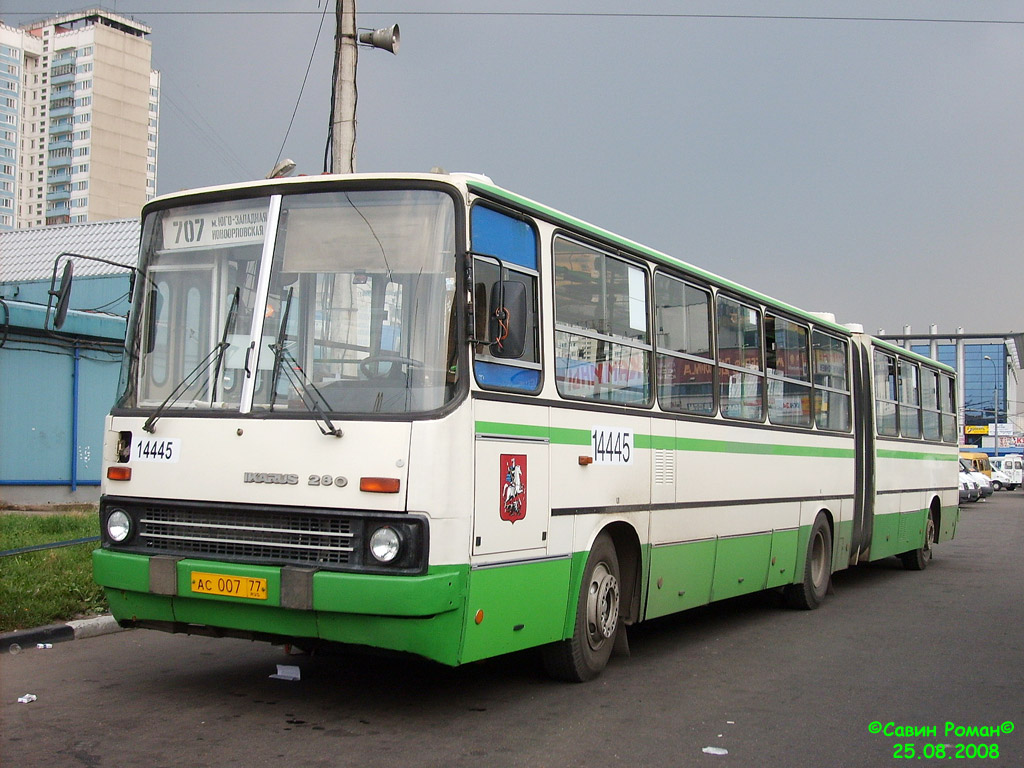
top-left (900, 512), bottom-right (935, 571)
top-left (784, 512), bottom-right (832, 610)
top-left (542, 533), bottom-right (620, 682)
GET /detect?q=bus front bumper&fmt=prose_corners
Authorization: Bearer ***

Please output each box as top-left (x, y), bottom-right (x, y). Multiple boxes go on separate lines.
top-left (93, 549), bottom-right (469, 665)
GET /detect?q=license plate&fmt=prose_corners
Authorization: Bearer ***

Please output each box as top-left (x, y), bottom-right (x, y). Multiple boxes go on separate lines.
top-left (190, 571), bottom-right (268, 600)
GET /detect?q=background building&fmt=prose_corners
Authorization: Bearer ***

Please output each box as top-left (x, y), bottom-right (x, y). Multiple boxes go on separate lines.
top-left (878, 326), bottom-right (1024, 455)
top-left (0, 219), bottom-right (136, 504)
top-left (0, 9), bottom-right (159, 232)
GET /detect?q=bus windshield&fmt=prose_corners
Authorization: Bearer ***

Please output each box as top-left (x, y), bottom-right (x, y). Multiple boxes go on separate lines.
top-left (122, 187), bottom-right (459, 417)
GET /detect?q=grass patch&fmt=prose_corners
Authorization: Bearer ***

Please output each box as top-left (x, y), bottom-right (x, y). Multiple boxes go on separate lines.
top-left (0, 512), bottom-right (107, 633)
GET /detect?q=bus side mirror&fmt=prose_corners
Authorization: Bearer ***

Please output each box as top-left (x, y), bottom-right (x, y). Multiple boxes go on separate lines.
top-left (489, 280), bottom-right (528, 359)
top-left (49, 260), bottom-right (74, 330)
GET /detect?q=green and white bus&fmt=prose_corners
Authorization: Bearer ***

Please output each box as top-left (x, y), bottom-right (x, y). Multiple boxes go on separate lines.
top-left (92, 172), bottom-right (959, 681)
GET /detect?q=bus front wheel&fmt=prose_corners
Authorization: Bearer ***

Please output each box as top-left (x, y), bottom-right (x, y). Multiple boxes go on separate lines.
top-left (542, 533), bottom-right (620, 682)
top-left (784, 512), bottom-right (832, 610)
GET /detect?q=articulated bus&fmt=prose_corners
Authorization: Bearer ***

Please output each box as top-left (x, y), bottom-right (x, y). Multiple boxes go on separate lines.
top-left (91, 172), bottom-right (959, 681)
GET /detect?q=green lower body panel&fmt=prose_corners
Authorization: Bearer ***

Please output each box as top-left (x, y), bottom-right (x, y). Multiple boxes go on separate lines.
top-left (869, 509), bottom-right (927, 561)
top-left (645, 528), bottom-right (802, 620)
top-left (869, 504), bottom-right (959, 561)
top-left (712, 533), bottom-right (772, 601)
top-left (94, 501), bottom-right (959, 668)
top-left (460, 557), bottom-right (572, 664)
top-left (765, 529), bottom-right (801, 589)
top-left (646, 539), bottom-right (716, 618)
top-left (936, 504), bottom-right (959, 543)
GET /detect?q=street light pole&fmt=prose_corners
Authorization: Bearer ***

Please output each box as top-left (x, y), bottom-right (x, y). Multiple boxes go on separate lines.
top-left (984, 355), bottom-right (1000, 458)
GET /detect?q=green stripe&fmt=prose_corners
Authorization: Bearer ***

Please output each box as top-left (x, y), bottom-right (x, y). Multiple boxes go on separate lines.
top-left (673, 437), bottom-right (853, 458)
top-left (476, 420), bottom-right (855, 458)
top-left (636, 434), bottom-right (675, 451)
top-left (477, 421), bottom-right (955, 461)
top-left (475, 420), bottom-right (553, 440)
top-left (877, 448), bottom-right (958, 461)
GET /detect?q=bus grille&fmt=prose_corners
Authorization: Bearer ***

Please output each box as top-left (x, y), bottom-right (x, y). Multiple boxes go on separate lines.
top-left (136, 505), bottom-right (354, 566)
top-left (101, 497), bottom-right (429, 574)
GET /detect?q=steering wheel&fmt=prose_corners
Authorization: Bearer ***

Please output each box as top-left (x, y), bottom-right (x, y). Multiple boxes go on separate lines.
top-left (359, 354), bottom-right (423, 380)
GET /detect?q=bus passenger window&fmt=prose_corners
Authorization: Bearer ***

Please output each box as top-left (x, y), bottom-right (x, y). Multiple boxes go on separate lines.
top-left (766, 315), bottom-right (811, 428)
top-left (811, 331), bottom-right (851, 432)
top-left (717, 295), bottom-right (763, 421)
top-left (655, 273), bottom-right (714, 415)
top-left (921, 369), bottom-right (941, 441)
top-left (899, 360), bottom-right (922, 439)
top-left (940, 374), bottom-right (957, 443)
top-left (874, 350), bottom-right (898, 437)
top-left (553, 237), bottom-right (651, 405)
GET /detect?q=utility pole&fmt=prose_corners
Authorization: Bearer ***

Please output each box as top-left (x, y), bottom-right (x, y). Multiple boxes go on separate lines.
top-left (331, 0), bottom-right (358, 174)
top-left (330, 1), bottom-right (400, 174)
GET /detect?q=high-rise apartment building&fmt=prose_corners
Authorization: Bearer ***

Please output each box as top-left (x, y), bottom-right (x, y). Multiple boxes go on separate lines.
top-left (0, 9), bottom-right (159, 231)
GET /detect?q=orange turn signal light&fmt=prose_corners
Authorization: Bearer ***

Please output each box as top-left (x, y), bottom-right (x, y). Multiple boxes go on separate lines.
top-left (578, 456), bottom-right (593, 466)
top-left (359, 477), bottom-right (401, 493)
top-left (107, 466), bottom-right (132, 481)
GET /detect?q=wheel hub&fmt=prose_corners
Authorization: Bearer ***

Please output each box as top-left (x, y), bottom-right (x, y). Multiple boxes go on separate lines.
top-left (586, 563), bottom-right (620, 648)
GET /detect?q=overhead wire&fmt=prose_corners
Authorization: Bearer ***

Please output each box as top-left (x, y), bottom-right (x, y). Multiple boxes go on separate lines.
top-left (157, 85), bottom-right (255, 180)
top-left (275, 0), bottom-right (332, 167)
top-left (8, 11), bottom-right (1024, 25)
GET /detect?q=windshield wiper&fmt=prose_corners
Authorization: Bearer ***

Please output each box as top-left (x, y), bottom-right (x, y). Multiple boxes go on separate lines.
top-left (268, 287), bottom-right (294, 411)
top-left (268, 347), bottom-right (344, 438)
top-left (211, 286), bottom-right (240, 402)
top-left (143, 287), bottom-right (239, 434)
top-left (267, 288), bottom-right (342, 438)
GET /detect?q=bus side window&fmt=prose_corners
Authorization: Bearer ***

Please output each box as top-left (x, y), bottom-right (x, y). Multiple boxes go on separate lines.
top-left (811, 331), bottom-right (851, 432)
top-left (470, 204), bottom-right (541, 393)
top-left (921, 368), bottom-right (941, 441)
top-left (765, 314), bottom-right (811, 428)
top-left (717, 295), bottom-right (764, 421)
top-left (553, 237), bottom-right (652, 405)
top-left (654, 273), bottom-right (715, 416)
top-left (874, 350), bottom-right (898, 437)
top-left (940, 373), bottom-right (957, 443)
top-left (898, 360), bottom-right (922, 439)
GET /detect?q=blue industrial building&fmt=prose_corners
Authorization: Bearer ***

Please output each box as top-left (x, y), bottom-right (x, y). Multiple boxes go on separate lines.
top-left (0, 219), bottom-right (137, 505)
top-left (879, 327), bottom-right (1024, 456)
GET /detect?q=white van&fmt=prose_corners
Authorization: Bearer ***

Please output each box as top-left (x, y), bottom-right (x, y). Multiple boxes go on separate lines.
top-left (990, 456), bottom-right (1022, 490)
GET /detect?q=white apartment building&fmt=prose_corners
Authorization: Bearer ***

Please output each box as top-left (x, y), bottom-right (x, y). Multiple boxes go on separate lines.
top-left (0, 9), bottom-right (159, 231)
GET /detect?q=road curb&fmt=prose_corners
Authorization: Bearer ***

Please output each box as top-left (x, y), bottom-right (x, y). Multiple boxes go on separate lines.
top-left (1, 615), bottom-right (123, 653)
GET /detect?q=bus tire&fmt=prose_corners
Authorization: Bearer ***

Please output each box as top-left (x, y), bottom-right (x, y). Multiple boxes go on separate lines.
top-left (784, 512), bottom-right (832, 610)
top-left (542, 533), bottom-right (620, 682)
top-left (899, 512), bottom-right (935, 571)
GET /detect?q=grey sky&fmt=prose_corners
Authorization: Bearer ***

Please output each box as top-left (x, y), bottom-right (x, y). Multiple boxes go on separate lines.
top-left (6, 1), bottom-right (1024, 335)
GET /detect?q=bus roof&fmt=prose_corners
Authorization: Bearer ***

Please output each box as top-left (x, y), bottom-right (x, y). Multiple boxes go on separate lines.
top-left (868, 336), bottom-right (957, 374)
top-left (468, 178), bottom-right (864, 337)
top-left (142, 170), bottom-right (953, 361)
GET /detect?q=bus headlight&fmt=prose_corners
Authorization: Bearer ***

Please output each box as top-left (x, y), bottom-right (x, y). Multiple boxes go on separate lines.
top-left (369, 526), bottom-right (401, 563)
top-left (106, 509), bottom-right (132, 542)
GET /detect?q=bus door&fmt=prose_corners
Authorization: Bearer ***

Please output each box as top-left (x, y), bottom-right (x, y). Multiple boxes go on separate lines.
top-left (849, 338), bottom-right (876, 564)
top-left (141, 265), bottom-right (217, 405)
